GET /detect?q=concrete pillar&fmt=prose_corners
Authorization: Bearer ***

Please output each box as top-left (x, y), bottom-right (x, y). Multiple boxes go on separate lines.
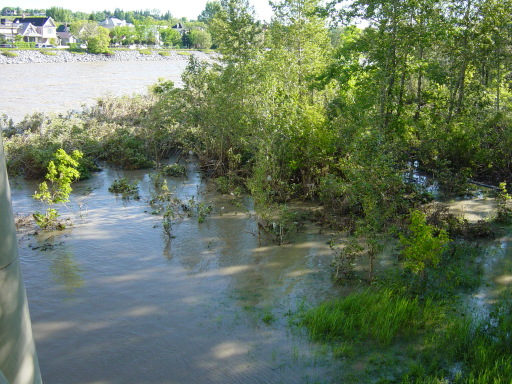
top-left (0, 134), bottom-right (42, 384)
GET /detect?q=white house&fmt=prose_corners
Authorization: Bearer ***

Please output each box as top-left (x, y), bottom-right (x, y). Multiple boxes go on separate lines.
top-left (99, 17), bottom-right (133, 29)
top-left (0, 16), bottom-right (57, 44)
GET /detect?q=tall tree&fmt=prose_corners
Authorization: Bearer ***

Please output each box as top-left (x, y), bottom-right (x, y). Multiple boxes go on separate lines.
top-left (198, 1), bottom-right (222, 24)
top-left (209, 0), bottom-right (263, 64)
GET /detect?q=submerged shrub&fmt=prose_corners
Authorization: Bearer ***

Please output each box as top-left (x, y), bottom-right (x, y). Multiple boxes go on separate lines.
top-left (108, 177), bottom-right (140, 199)
top-left (101, 128), bottom-right (153, 169)
top-left (160, 163), bottom-right (186, 177)
top-left (33, 149), bottom-right (82, 229)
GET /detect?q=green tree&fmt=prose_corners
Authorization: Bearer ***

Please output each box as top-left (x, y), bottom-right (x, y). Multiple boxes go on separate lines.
top-left (72, 21), bottom-right (111, 53)
top-left (400, 210), bottom-right (451, 286)
top-left (110, 26), bottom-right (134, 46)
top-left (198, 1), bottom-right (222, 24)
top-left (160, 28), bottom-right (182, 47)
top-left (209, 0), bottom-right (263, 64)
top-left (46, 6), bottom-right (73, 22)
top-left (189, 29), bottom-right (212, 49)
top-left (133, 17), bottom-right (156, 44)
top-left (33, 149), bottom-right (82, 229)
top-left (87, 26), bottom-right (110, 53)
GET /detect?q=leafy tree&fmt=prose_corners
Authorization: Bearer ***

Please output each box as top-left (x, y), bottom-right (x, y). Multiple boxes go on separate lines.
top-left (113, 8), bottom-right (125, 21)
top-left (110, 26), bottom-right (134, 46)
top-left (198, 1), bottom-right (222, 24)
top-left (133, 17), bottom-right (156, 44)
top-left (162, 11), bottom-right (174, 21)
top-left (88, 26), bottom-right (110, 53)
top-left (71, 21), bottom-right (97, 45)
top-left (33, 149), bottom-right (82, 229)
top-left (88, 11), bottom-right (107, 22)
top-left (400, 210), bottom-right (451, 287)
top-left (46, 6), bottom-right (73, 22)
top-left (160, 28), bottom-right (182, 47)
top-left (209, 0), bottom-right (263, 64)
top-left (189, 29), bottom-right (212, 49)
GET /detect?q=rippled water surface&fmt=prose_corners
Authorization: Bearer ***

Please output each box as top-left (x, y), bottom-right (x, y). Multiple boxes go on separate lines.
top-left (1, 60), bottom-right (188, 122)
top-left (11, 162), bottom-right (347, 384)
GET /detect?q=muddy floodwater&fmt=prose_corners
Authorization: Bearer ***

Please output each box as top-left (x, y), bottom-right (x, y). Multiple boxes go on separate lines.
top-left (10, 156), bottom-right (512, 383)
top-left (0, 60), bottom-right (188, 122)
top-left (11, 160), bottom-right (351, 384)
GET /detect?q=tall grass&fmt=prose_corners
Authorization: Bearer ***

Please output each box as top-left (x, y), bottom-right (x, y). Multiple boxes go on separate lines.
top-left (303, 288), bottom-right (512, 383)
top-left (435, 311), bottom-right (512, 384)
top-left (302, 288), bottom-right (440, 345)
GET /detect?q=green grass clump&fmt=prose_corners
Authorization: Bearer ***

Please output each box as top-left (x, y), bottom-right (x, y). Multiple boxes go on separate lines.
top-left (302, 288), bottom-right (512, 383)
top-left (1, 51), bottom-right (17, 57)
top-left (432, 307), bottom-right (512, 384)
top-left (176, 51), bottom-right (192, 56)
top-left (158, 51), bottom-right (170, 56)
top-left (39, 50), bottom-right (57, 56)
top-left (108, 177), bottom-right (140, 199)
top-left (139, 49), bottom-right (152, 55)
top-left (161, 163), bottom-right (186, 177)
top-left (302, 288), bottom-right (439, 345)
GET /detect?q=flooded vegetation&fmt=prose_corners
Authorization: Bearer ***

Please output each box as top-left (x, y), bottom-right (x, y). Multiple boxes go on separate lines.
top-left (3, 0), bottom-right (512, 382)
top-left (12, 162), bottom-right (350, 383)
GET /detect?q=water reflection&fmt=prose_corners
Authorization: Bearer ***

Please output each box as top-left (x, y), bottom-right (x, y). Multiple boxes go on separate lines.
top-left (49, 248), bottom-right (85, 293)
top-left (14, 163), bottom-right (344, 384)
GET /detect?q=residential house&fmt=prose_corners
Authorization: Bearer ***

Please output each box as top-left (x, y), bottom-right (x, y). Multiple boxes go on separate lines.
top-left (56, 24), bottom-right (77, 46)
top-left (172, 23), bottom-right (185, 35)
top-left (11, 16), bottom-right (57, 44)
top-left (0, 19), bottom-right (18, 42)
top-left (99, 17), bottom-right (133, 29)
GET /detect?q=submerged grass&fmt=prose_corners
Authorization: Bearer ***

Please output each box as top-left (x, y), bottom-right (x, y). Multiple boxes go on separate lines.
top-left (302, 288), bottom-right (440, 346)
top-left (302, 287), bottom-right (512, 383)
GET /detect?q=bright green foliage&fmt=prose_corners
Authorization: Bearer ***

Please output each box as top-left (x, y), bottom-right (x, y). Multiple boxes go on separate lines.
top-left (209, 0), bottom-right (263, 64)
top-left (108, 177), bottom-right (140, 199)
top-left (46, 6), bottom-right (73, 22)
top-left (33, 149), bottom-right (82, 229)
top-left (160, 28), bottom-right (182, 47)
top-left (111, 26), bottom-right (134, 46)
top-left (189, 30), bottom-right (212, 49)
top-left (71, 21), bottom-right (109, 53)
top-left (87, 27), bottom-right (110, 54)
top-left (302, 288), bottom-right (440, 345)
top-left (198, 1), bottom-right (222, 24)
top-left (495, 182), bottom-right (511, 222)
top-left (133, 17), bottom-right (157, 45)
top-left (400, 210), bottom-right (451, 275)
top-left (303, 288), bottom-right (512, 383)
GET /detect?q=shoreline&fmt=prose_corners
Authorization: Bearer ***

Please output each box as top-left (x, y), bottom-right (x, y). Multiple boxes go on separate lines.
top-left (0, 49), bottom-right (216, 65)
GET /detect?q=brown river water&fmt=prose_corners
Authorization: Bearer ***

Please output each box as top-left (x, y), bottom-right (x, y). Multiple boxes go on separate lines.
top-left (11, 160), bottom-right (351, 384)
top-left (1, 60), bottom-right (188, 122)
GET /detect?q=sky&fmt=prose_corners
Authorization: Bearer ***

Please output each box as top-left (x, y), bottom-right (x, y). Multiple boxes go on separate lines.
top-left (6, 0), bottom-right (275, 21)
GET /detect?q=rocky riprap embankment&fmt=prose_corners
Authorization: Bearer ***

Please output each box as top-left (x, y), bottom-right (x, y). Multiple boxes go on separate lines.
top-left (0, 49), bottom-right (217, 65)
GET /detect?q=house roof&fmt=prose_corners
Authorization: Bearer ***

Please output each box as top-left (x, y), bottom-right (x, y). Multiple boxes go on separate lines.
top-left (57, 31), bottom-right (73, 39)
top-left (13, 17), bottom-right (55, 27)
top-left (19, 23), bottom-right (40, 37)
top-left (56, 25), bottom-right (70, 32)
top-left (100, 17), bottom-right (132, 28)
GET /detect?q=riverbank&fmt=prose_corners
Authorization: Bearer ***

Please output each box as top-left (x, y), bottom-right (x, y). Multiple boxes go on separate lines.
top-left (0, 49), bottom-right (217, 65)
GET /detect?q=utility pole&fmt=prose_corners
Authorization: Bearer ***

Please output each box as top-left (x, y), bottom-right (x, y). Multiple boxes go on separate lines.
top-left (0, 134), bottom-right (43, 384)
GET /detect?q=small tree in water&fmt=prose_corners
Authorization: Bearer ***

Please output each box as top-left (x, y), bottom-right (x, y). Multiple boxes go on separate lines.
top-left (399, 210), bottom-right (451, 291)
top-left (33, 149), bottom-right (82, 229)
